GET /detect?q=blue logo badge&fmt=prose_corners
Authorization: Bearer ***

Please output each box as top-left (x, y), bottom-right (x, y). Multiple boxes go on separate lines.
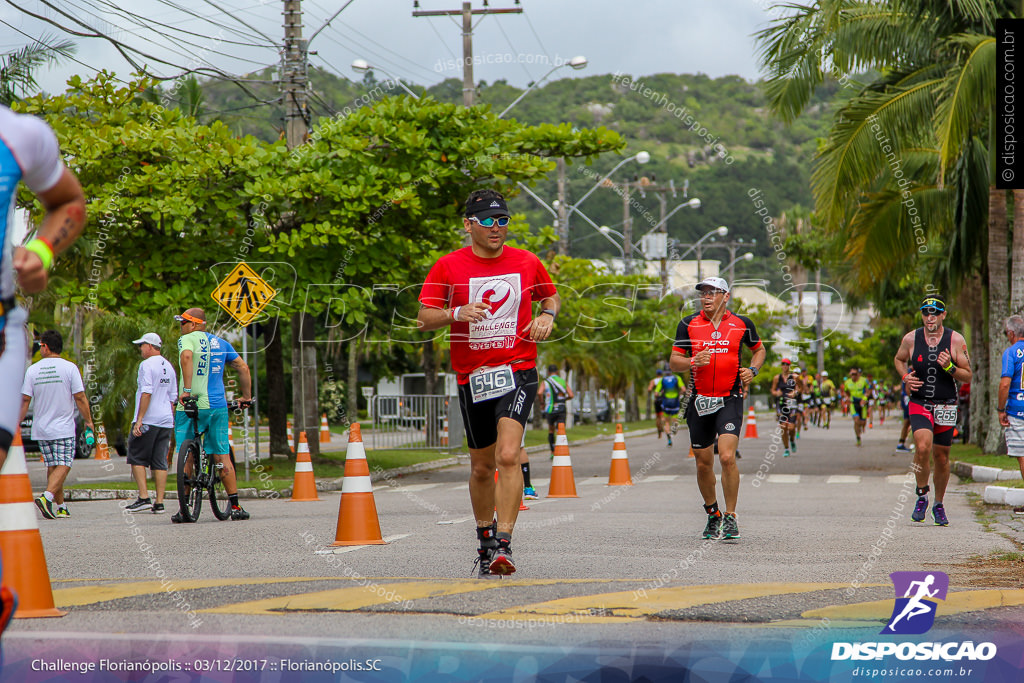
top-left (882, 571), bottom-right (948, 635)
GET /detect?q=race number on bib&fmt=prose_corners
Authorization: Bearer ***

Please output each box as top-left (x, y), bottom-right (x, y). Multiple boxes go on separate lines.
top-left (469, 364), bottom-right (516, 403)
top-left (694, 395), bottom-right (725, 417)
top-left (933, 404), bottom-right (957, 427)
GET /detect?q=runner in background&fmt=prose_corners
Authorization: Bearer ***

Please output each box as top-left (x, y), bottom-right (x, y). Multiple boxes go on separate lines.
top-left (647, 369), bottom-right (666, 440)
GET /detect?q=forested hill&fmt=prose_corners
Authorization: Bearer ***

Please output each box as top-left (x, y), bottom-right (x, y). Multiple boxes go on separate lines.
top-left (197, 68), bottom-right (848, 284)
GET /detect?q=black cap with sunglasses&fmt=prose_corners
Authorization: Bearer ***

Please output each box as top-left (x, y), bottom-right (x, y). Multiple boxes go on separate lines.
top-left (465, 194), bottom-right (510, 221)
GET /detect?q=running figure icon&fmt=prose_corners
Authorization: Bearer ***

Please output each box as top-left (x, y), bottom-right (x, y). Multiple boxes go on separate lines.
top-left (886, 574), bottom-right (939, 632)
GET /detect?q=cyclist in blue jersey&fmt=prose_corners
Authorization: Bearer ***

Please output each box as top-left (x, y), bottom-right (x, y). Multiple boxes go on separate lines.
top-left (999, 315), bottom-right (1024, 514)
top-left (172, 308), bottom-right (253, 523)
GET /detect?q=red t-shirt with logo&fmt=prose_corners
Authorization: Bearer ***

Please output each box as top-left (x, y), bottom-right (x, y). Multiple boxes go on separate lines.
top-left (419, 246), bottom-right (557, 381)
top-left (672, 309), bottom-right (762, 397)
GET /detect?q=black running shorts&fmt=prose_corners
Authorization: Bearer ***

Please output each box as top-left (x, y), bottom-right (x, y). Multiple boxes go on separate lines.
top-left (457, 368), bottom-right (538, 450)
top-left (685, 394), bottom-right (744, 449)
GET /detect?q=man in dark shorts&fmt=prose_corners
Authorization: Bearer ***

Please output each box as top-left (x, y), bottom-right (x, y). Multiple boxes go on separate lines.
top-left (843, 368), bottom-right (869, 446)
top-left (894, 295), bottom-right (971, 526)
top-left (770, 359), bottom-right (803, 457)
top-left (125, 333), bottom-right (178, 514)
top-left (418, 189), bottom-right (558, 577)
top-left (539, 364), bottom-right (573, 454)
top-left (670, 277), bottom-right (765, 540)
top-left (659, 369), bottom-right (683, 447)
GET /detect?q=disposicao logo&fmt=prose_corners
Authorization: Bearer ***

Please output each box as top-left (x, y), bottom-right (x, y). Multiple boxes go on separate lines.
top-left (831, 571), bottom-right (997, 663)
top-left (883, 571), bottom-right (948, 635)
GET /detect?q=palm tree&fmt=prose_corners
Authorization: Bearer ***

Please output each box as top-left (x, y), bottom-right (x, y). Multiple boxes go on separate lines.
top-left (756, 0), bottom-right (1015, 451)
top-left (0, 36), bottom-right (75, 105)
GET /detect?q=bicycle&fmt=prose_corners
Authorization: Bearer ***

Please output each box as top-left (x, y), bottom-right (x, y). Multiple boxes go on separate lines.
top-left (176, 397), bottom-right (249, 522)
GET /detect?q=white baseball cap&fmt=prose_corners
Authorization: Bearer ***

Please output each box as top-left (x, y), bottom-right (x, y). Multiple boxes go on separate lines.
top-left (132, 332), bottom-right (162, 348)
top-left (696, 276), bottom-right (730, 293)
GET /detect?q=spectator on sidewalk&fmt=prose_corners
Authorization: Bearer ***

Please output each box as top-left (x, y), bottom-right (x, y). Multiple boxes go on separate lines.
top-left (124, 333), bottom-right (178, 514)
top-left (998, 315), bottom-right (1024, 515)
top-left (19, 330), bottom-right (93, 519)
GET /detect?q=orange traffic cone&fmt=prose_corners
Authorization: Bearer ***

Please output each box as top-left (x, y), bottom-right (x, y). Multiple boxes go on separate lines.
top-left (94, 424), bottom-right (110, 460)
top-left (320, 413), bottom-right (331, 444)
top-left (688, 445), bottom-right (696, 459)
top-left (743, 407), bottom-right (759, 439)
top-left (441, 418), bottom-right (449, 448)
top-left (548, 423), bottom-right (578, 498)
top-left (1, 431), bottom-right (65, 618)
top-left (286, 420), bottom-right (295, 454)
top-left (331, 424), bottom-right (384, 546)
top-left (289, 432), bottom-right (319, 502)
top-left (607, 424), bottom-right (633, 485)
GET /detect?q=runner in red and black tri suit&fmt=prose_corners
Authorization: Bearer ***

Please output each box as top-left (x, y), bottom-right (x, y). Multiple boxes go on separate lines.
top-left (894, 295), bottom-right (971, 527)
top-left (670, 277), bottom-right (766, 541)
top-left (418, 189), bottom-right (558, 578)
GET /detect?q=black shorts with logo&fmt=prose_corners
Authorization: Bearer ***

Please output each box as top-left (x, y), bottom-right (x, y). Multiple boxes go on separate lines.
top-left (685, 394), bottom-right (744, 449)
top-left (545, 409), bottom-right (567, 429)
top-left (457, 368), bottom-right (538, 450)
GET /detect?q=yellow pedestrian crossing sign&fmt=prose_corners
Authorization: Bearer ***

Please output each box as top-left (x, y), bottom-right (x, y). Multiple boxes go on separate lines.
top-left (211, 262), bottom-right (277, 326)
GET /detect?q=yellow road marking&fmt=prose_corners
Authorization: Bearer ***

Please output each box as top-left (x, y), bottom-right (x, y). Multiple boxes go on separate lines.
top-left (478, 583), bottom-right (851, 624)
top-left (202, 579), bottom-right (571, 615)
top-left (802, 588), bottom-right (1024, 622)
top-left (54, 578), bottom-right (333, 607)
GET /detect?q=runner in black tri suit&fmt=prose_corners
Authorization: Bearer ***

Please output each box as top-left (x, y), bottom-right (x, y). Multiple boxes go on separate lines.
top-left (894, 295), bottom-right (971, 527)
top-left (770, 359), bottom-right (803, 457)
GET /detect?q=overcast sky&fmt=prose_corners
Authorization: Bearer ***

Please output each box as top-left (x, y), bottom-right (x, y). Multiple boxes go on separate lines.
top-left (1, 1), bottom-right (779, 96)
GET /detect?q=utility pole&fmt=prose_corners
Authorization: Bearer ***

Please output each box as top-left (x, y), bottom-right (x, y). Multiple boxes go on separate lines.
top-left (281, 0), bottom-right (320, 457)
top-left (413, 2), bottom-right (523, 107)
top-left (556, 158), bottom-right (568, 255)
top-left (622, 185), bottom-right (633, 275)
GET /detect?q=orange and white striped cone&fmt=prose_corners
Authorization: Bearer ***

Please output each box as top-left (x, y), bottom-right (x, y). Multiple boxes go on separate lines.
top-left (743, 407), bottom-right (759, 439)
top-left (547, 423), bottom-right (578, 498)
top-left (94, 424), bottom-right (111, 460)
top-left (320, 413), bottom-right (331, 444)
top-left (607, 424), bottom-right (633, 486)
top-left (289, 432), bottom-right (319, 502)
top-left (332, 424), bottom-right (384, 545)
top-left (441, 418), bottom-right (449, 448)
top-left (1, 431), bottom-right (65, 618)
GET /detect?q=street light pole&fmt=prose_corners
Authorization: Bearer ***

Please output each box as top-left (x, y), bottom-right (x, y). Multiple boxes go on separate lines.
top-left (566, 151), bottom-right (650, 221)
top-left (498, 56), bottom-right (588, 118)
top-left (351, 59), bottom-right (420, 98)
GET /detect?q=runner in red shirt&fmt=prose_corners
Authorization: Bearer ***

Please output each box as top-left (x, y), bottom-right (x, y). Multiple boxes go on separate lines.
top-left (670, 277), bottom-right (765, 541)
top-left (418, 189), bottom-right (558, 578)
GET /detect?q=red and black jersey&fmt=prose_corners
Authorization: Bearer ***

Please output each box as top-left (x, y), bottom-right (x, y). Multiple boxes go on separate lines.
top-left (673, 310), bottom-right (762, 397)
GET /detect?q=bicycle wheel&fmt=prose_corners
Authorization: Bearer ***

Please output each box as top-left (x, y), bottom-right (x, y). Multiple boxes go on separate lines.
top-left (176, 440), bottom-right (204, 522)
top-left (209, 456), bottom-right (231, 521)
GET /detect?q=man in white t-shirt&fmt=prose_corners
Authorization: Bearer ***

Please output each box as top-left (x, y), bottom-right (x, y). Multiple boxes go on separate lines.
top-left (124, 333), bottom-right (178, 514)
top-left (19, 330), bottom-right (93, 519)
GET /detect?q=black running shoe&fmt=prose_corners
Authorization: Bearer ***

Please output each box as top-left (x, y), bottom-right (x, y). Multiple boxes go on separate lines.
top-left (722, 513), bottom-right (740, 539)
top-left (489, 540), bottom-right (516, 576)
top-left (932, 503), bottom-right (949, 526)
top-left (152, 503), bottom-right (165, 514)
top-left (125, 497), bottom-right (152, 512)
top-left (702, 514), bottom-right (722, 539)
top-left (35, 494), bottom-right (56, 520)
top-left (230, 505), bottom-right (250, 521)
top-left (171, 511), bottom-right (191, 524)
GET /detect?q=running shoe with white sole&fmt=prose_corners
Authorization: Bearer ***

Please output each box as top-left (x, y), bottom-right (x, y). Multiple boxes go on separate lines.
top-left (472, 546), bottom-right (499, 579)
top-left (721, 513), bottom-right (740, 539)
top-left (34, 495), bottom-right (55, 520)
top-left (523, 486), bottom-right (539, 500)
top-left (489, 540), bottom-right (516, 576)
top-left (702, 514), bottom-right (722, 540)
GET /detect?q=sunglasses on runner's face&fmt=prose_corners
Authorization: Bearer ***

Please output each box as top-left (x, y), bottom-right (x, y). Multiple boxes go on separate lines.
top-left (921, 307), bottom-right (943, 317)
top-left (468, 215), bottom-right (510, 228)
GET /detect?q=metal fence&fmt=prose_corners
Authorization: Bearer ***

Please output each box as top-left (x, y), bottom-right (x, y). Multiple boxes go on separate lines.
top-left (369, 394), bottom-right (458, 450)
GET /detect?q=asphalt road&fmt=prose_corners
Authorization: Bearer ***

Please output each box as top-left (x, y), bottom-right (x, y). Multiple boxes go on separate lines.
top-left (6, 413), bottom-right (1024, 681)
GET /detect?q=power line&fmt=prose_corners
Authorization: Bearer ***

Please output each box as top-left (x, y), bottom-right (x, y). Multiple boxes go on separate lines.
top-left (520, 5), bottom-right (551, 57)
top-left (88, 0), bottom-right (275, 48)
top-left (196, 0), bottom-right (279, 46)
top-left (148, 0), bottom-right (274, 46)
top-left (495, 16), bottom-right (534, 83)
top-left (0, 18), bottom-right (133, 86)
top-left (426, 17), bottom-right (458, 61)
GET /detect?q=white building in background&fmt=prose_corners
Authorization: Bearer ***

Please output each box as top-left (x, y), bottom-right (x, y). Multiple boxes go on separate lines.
top-left (588, 257), bottom-right (876, 363)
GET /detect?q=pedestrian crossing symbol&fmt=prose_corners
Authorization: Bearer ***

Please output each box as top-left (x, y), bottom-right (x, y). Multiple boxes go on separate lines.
top-left (211, 262), bottom-right (277, 326)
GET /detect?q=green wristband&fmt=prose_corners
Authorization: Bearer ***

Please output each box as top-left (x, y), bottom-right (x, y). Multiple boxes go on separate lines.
top-left (943, 361), bottom-right (955, 374)
top-left (24, 239), bottom-right (54, 271)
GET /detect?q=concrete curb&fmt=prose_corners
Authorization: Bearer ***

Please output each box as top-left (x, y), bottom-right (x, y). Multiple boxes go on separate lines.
top-left (66, 429), bottom-right (660, 502)
top-left (953, 460), bottom-right (1023, 510)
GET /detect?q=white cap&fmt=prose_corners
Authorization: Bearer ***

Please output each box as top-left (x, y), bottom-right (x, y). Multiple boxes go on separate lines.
top-left (696, 276), bottom-right (730, 293)
top-left (821, 371), bottom-right (829, 376)
top-left (132, 332), bottom-right (162, 347)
